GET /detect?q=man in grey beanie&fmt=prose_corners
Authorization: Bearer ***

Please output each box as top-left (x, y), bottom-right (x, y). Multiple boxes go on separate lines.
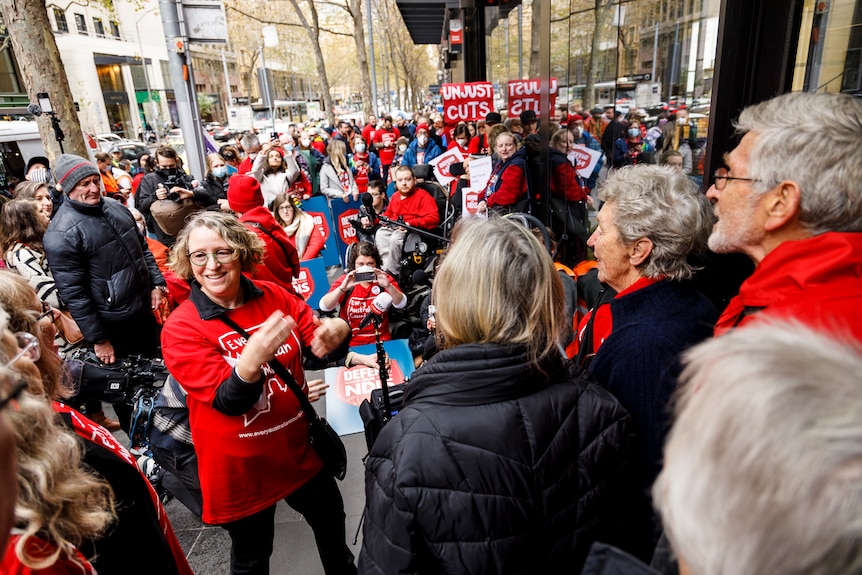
top-left (44, 154), bottom-right (166, 429)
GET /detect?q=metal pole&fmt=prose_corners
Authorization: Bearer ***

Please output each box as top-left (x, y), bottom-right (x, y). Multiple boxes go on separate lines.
top-left (136, 7), bottom-right (159, 137)
top-left (652, 22), bottom-right (658, 86)
top-left (221, 49), bottom-right (233, 114)
top-left (366, 0), bottom-right (378, 116)
top-left (158, 0), bottom-right (206, 179)
top-left (259, 44), bottom-right (276, 134)
top-left (517, 4), bottom-right (523, 78)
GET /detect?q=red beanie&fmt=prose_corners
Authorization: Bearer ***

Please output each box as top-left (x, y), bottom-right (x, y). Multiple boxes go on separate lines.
top-left (227, 174), bottom-right (263, 213)
top-left (416, 123), bottom-right (430, 134)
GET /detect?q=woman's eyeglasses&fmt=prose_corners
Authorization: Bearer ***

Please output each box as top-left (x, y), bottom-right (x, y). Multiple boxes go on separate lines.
top-left (2, 332), bottom-right (41, 370)
top-left (188, 249), bottom-right (237, 266)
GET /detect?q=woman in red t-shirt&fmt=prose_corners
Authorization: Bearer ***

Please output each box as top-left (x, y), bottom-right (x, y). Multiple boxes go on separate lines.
top-left (318, 242), bottom-right (406, 345)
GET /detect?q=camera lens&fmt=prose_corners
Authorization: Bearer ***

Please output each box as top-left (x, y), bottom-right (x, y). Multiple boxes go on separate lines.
top-left (167, 191), bottom-right (180, 202)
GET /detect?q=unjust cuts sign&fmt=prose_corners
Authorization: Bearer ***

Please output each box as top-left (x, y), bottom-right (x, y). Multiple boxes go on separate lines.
top-left (506, 78), bottom-right (558, 118)
top-left (441, 82), bottom-right (495, 124)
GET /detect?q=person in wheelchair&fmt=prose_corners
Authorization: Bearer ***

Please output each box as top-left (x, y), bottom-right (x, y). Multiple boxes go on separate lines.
top-left (374, 165), bottom-right (440, 276)
top-left (319, 242), bottom-right (406, 346)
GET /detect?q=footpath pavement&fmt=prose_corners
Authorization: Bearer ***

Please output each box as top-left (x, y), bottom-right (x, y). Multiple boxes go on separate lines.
top-left (109, 379), bottom-right (369, 574)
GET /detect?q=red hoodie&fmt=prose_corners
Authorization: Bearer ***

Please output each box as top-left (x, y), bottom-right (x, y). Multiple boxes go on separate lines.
top-left (239, 206), bottom-right (300, 293)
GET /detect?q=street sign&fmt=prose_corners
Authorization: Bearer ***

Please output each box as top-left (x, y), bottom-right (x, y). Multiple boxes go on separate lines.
top-left (631, 73), bottom-right (652, 82)
top-left (182, 0), bottom-right (228, 44)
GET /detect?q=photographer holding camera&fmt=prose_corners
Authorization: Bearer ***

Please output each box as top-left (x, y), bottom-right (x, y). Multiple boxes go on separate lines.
top-left (319, 242), bottom-right (406, 345)
top-left (137, 146), bottom-right (215, 247)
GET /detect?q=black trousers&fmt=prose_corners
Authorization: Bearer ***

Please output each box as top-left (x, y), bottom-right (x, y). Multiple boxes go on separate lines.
top-left (221, 470), bottom-right (356, 575)
top-left (149, 433), bottom-right (203, 519)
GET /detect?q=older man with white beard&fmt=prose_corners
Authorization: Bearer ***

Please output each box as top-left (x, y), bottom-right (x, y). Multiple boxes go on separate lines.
top-left (705, 91), bottom-right (862, 340)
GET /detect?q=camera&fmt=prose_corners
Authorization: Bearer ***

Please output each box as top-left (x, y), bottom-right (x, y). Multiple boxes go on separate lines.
top-left (271, 132), bottom-right (278, 140)
top-left (67, 350), bottom-right (169, 405)
top-left (354, 265), bottom-right (376, 283)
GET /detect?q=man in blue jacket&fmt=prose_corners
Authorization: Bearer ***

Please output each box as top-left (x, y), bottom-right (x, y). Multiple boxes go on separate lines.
top-left (401, 123), bottom-right (442, 169)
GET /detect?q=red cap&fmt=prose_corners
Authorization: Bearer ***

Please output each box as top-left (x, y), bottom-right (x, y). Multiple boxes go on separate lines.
top-left (416, 123), bottom-right (430, 134)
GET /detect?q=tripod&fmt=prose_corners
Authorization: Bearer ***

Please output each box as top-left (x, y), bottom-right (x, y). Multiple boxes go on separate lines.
top-left (48, 112), bottom-right (65, 154)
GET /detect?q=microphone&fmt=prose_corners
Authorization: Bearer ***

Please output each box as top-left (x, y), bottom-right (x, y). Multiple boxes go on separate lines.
top-left (361, 191), bottom-right (376, 218)
top-left (27, 103), bottom-right (43, 117)
top-left (358, 292), bottom-right (393, 329)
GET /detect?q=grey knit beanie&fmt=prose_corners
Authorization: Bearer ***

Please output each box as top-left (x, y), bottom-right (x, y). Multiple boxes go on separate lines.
top-left (54, 154), bottom-right (99, 194)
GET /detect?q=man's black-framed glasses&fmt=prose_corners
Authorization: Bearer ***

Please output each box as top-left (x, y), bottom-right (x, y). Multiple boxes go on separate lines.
top-left (713, 167), bottom-right (762, 191)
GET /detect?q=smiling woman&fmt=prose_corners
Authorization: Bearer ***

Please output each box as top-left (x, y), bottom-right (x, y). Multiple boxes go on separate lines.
top-left (162, 211), bottom-right (356, 575)
top-left (577, 164), bottom-right (718, 560)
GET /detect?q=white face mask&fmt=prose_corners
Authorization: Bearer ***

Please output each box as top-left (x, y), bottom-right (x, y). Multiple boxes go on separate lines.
top-left (398, 145), bottom-right (407, 153)
top-left (456, 138), bottom-right (467, 147)
top-left (573, 127), bottom-right (583, 138)
top-left (417, 135), bottom-right (428, 147)
top-left (300, 137), bottom-right (310, 147)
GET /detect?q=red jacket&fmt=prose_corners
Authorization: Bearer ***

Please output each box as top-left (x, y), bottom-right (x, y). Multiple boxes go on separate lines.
top-left (383, 188), bottom-right (440, 230)
top-left (239, 207), bottom-right (300, 292)
top-left (714, 232), bottom-right (862, 341)
top-left (161, 279), bottom-right (323, 524)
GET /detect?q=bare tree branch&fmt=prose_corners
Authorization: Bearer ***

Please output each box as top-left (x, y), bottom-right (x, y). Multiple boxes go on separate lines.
top-left (226, 5), bottom-right (353, 37)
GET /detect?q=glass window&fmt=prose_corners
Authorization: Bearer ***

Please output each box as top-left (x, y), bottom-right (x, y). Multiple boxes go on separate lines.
top-left (792, 0), bottom-right (862, 96)
top-left (110, 21), bottom-right (121, 39)
top-left (74, 13), bottom-right (87, 35)
top-left (53, 8), bottom-right (68, 33)
top-left (93, 17), bottom-right (105, 37)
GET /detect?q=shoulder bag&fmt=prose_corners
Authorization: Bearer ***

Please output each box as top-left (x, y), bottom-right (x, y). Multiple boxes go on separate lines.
top-left (217, 314), bottom-right (347, 480)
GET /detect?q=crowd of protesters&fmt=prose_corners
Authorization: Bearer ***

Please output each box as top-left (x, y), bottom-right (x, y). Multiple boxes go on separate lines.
top-left (0, 90), bottom-right (860, 575)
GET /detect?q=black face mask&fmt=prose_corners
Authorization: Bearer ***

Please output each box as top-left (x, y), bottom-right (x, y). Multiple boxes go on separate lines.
top-left (158, 167), bottom-right (179, 178)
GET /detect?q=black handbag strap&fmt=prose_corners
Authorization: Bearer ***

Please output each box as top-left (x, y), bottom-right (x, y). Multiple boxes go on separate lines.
top-left (217, 313), bottom-right (319, 422)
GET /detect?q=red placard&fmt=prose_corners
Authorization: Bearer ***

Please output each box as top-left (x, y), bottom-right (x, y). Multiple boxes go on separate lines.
top-left (307, 211), bottom-right (330, 241)
top-left (338, 208), bottom-right (359, 244)
top-left (441, 82), bottom-right (495, 124)
top-left (334, 361), bottom-right (407, 406)
top-left (291, 267), bottom-right (315, 300)
top-left (506, 78), bottom-right (559, 118)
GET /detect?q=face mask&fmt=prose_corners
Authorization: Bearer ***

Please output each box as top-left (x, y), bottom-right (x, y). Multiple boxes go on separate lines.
top-left (572, 127), bottom-right (583, 138)
top-left (355, 143), bottom-right (366, 153)
top-left (678, 118), bottom-right (688, 126)
top-left (417, 135), bottom-right (428, 147)
top-left (284, 144), bottom-right (294, 152)
top-left (159, 167), bottom-right (178, 178)
top-left (212, 166), bottom-right (227, 179)
top-left (398, 145), bottom-right (407, 153)
top-left (628, 128), bottom-right (639, 138)
top-left (456, 138), bottom-right (467, 147)
top-left (300, 137), bottom-right (310, 147)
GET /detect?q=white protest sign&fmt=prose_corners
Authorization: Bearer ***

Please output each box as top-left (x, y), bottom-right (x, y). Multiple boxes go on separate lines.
top-left (461, 187), bottom-right (486, 218)
top-left (429, 147), bottom-right (465, 187)
top-left (571, 145), bottom-right (602, 179)
top-left (468, 155), bottom-right (493, 192)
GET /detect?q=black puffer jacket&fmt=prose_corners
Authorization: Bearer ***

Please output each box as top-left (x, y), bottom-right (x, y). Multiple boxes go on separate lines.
top-left (359, 344), bottom-right (635, 575)
top-left (43, 196), bottom-right (164, 344)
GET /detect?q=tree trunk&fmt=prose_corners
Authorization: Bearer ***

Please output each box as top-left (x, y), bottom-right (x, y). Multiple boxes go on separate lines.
top-left (287, 0), bottom-right (335, 125)
top-left (386, 32), bottom-right (402, 112)
top-left (584, 0), bottom-right (615, 110)
top-left (0, 0), bottom-right (88, 160)
top-left (347, 0), bottom-right (374, 116)
top-left (528, 0), bottom-right (541, 78)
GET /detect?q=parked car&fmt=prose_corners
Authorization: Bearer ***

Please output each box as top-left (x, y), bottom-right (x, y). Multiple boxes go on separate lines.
top-left (165, 128), bottom-right (184, 144)
top-left (106, 142), bottom-right (150, 163)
